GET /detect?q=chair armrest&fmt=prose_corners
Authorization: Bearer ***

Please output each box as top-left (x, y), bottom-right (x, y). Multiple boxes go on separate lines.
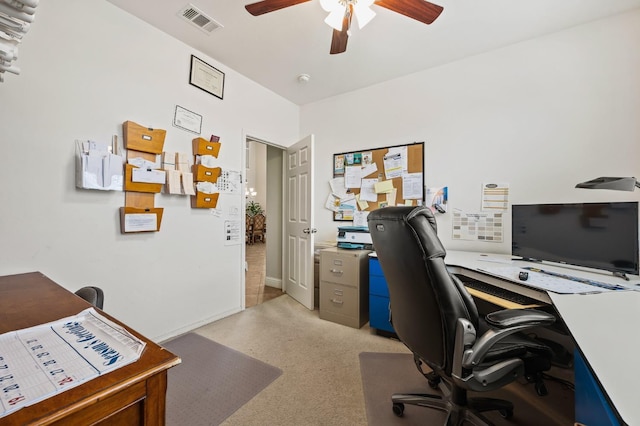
top-left (485, 309), bottom-right (555, 329)
top-left (459, 309), bottom-right (554, 369)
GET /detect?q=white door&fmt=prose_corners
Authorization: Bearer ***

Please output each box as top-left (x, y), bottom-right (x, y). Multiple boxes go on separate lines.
top-left (284, 135), bottom-right (315, 309)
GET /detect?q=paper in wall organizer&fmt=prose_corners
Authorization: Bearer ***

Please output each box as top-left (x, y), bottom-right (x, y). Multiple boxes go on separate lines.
top-left (119, 207), bottom-right (163, 233)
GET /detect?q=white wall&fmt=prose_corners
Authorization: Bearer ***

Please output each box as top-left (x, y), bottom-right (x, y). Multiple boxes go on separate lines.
top-left (302, 10), bottom-right (640, 254)
top-left (0, 0), bottom-right (299, 341)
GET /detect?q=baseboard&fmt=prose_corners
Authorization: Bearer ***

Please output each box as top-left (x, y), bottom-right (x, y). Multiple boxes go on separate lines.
top-left (156, 306), bottom-right (241, 343)
top-left (265, 276), bottom-right (282, 289)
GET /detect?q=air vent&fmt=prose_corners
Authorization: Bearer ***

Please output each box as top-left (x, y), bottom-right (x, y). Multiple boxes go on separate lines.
top-left (177, 3), bottom-right (223, 34)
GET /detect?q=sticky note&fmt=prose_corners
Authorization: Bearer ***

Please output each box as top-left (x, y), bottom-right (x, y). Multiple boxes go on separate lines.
top-left (374, 180), bottom-right (394, 194)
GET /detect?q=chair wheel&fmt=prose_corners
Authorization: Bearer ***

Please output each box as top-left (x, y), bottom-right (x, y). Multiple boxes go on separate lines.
top-left (392, 402), bottom-right (405, 417)
top-left (499, 408), bottom-right (513, 419)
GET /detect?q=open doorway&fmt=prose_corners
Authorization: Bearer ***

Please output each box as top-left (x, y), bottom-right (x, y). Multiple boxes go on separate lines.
top-left (245, 137), bottom-right (285, 307)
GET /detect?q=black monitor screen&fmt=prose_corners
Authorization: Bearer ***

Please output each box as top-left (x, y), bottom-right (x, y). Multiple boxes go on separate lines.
top-left (512, 202), bottom-right (639, 275)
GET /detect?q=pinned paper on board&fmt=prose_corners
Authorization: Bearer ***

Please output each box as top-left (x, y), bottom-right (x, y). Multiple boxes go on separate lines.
top-left (383, 146), bottom-right (407, 179)
top-left (356, 194), bottom-right (369, 210)
top-left (325, 193), bottom-right (341, 212)
top-left (402, 173), bottom-right (423, 199)
top-left (345, 165), bottom-right (362, 188)
top-left (374, 180), bottom-right (394, 194)
top-left (329, 177), bottom-right (348, 197)
top-left (360, 178), bottom-right (378, 202)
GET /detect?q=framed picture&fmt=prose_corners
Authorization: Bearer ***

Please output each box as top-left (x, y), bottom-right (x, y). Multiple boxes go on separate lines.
top-left (189, 55), bottom-right (225, 99)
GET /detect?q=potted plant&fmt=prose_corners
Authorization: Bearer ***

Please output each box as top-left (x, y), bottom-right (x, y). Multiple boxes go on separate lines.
top-left (246, 201), bottom-right (264, 217)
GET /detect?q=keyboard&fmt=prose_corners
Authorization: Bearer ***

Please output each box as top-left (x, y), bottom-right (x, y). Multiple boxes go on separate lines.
top-left (459, 277), bottom-right (541, 306)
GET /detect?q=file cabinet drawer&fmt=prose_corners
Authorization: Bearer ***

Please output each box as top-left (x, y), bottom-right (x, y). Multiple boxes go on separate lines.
top-left (320, 282), bottom-right (358, 317)
top-left (369, 275), bottom-right (389, 298)
top-left (320, 252), bottom-right (359, 286)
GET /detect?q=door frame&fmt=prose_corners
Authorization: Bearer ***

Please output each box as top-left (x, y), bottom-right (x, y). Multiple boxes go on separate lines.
top-left (242, 130), bottom-right (287, 310)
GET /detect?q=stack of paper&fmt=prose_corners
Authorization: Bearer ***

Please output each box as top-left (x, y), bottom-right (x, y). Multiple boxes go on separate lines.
top-left (0, 0), bottom-right (39, 82)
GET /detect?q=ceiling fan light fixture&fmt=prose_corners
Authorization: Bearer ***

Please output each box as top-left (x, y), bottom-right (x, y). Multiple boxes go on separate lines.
top-left (324, 6), bottom-right (345, 30)
top-left (353, 2), bottom-right (375, 29)
top-left (319, 0), bottom-right (341, 12)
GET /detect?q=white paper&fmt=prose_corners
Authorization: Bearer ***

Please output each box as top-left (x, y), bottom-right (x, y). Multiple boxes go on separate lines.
top-left (196, 181), bottom-right (218, 194)
top-left (360, 178), bottom-right (378, 202)
top-left (0, 308), bottom-right (145, 419)
top-left (452, 210), bottom-right (504, 242)
top-left (166, 170), bottom-right (182, 194)
top-left (402, 173), bottom-right (423, 199)
top-left (325, 193), bottom-right (340, 212)
top-left (353, 211), bottom-right (369, 227)
top-left (175, 152), bottom-right (190, 172)
top-left (173, 105), bottom-right (202, 134)
top-left (426, 186), bottom-right (448, 213)
top-left (224, 220), bottom-right (241, 246)
top-left (383, 146), bottom-right (407, 179)
top-left (182, 172), bottom-right (196, 195)
top-left (198, 155), bottom-right (217, 168)
top-left (344, 165), bottom-right (362, 188)
top-left (132, 168), bottom-right (165, 184)
top-left (482, 182), bottom-right (509, 211)
top-left (329, 177), bottom-right (348, 197)
top-left (124, 213), bottom-right (157, 232)
top-left (360, 162), bottom-right (378, 178)
top-left (217, 170), bottom-right (241, 194)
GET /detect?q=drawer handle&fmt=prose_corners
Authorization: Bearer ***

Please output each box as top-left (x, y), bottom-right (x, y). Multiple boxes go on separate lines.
top-left (330, 269), bottom-right (343, 275)
top-left (330, 298), bottom-right (343, 305)
top-left (333, 289), bottom-right (343, 296)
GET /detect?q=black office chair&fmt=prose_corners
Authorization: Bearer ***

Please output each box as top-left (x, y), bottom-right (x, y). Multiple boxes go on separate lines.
top-left (74, 286), bottom-right (104, 309)
top-left (368, 206), bottom-right (555, 425)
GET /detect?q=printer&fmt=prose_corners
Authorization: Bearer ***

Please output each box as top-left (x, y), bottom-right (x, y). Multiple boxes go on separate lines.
top-left (337, 226), bottom-right (373, 250)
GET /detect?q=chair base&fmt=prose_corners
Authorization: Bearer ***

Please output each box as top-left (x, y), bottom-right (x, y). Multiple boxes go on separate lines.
top-left (391, 381), bottom-right (514, 426)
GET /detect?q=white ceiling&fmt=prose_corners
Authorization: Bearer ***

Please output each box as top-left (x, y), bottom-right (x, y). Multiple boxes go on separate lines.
top-left (106, 0), bottom-right (640, 106)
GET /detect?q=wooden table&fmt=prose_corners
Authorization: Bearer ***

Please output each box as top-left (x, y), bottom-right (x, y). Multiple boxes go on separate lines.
top-left (0, 272), bottom-right (181, 425)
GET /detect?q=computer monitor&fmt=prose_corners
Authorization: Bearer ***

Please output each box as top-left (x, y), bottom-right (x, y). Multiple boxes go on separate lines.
top-left (511, 202), bottom-right (639, 276)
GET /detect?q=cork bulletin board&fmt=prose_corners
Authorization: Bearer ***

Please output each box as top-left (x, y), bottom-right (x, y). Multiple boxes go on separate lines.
top-left (331, 142), bottom-right (424, 221)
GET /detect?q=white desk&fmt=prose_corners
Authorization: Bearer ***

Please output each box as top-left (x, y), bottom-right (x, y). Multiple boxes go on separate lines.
top-left (445, 250), bottom-right (640, 426)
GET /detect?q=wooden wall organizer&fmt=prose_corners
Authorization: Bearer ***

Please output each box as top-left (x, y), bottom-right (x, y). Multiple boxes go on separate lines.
top-left (191, 135), bottom-right (221, 209)
top-left (121, 121), bottom-right (166, 233)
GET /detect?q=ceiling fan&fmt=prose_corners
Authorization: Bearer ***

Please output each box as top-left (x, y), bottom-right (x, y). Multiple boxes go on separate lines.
top-left (244, 0), bottom-right (443, 55)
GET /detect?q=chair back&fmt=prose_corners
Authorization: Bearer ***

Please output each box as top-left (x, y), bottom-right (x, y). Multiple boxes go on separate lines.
top-left (251, 213), bottom-right (266, 243)
top-left (74, 286), bottom-right (105, 309)
top-left (368, 206), bottom-right (479, 377)
top-left (253, 213), bottom-right (265, 231)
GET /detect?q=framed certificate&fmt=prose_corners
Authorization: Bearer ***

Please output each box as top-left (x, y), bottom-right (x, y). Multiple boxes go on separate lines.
top-left (173, 105), bottom-right (202, 134)
top-left (189, 55), bottom-right (225, 99)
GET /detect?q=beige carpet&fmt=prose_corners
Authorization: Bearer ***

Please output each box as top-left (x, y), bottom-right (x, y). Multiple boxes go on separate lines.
top-left (360, 352), bottom-right (574, 425)
top-left (164, 333), bottom-right (283, 426)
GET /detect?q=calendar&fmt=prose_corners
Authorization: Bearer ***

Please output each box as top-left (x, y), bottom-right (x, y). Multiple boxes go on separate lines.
top-left (0, 308), bottom-right (145, 418)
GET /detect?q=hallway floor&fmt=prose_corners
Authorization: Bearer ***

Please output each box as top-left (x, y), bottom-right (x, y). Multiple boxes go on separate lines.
top-left (245, 242), bottom-right (283, 308)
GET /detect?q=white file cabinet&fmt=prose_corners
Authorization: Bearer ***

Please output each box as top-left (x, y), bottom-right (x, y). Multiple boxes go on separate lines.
top-left (319, 247), bottom-right (371, 328)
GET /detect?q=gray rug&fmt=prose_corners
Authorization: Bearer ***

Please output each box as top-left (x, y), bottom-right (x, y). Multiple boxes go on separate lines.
top-left (164, 333), bottom-right (282, 426)
top-left (359, 352), bottom-right (574, 426)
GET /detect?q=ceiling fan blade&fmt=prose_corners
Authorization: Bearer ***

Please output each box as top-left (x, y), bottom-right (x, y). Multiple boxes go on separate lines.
top-left (245, 0), bottom-right (311, 16)
top-left (374, 0), bottom-right (443, 25)
top-left (330, 29), bottom-right (349, 55)
top-left (330, 5), bottom-right (352, 55)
